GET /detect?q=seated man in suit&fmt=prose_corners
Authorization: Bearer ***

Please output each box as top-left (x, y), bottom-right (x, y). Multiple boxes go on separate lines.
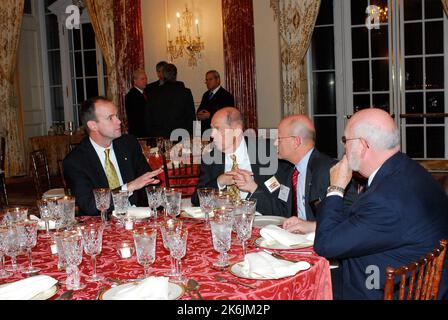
top-left (314, 108), bottom-right (448, 299)
top-left (125, 69), bottom-right (149, 138)
top-left (191, 107), bottom-right (282, 215)
top-left (63, 96), bottom-right (163, 216)
top-left (196, 70), bottom-right (235, 134)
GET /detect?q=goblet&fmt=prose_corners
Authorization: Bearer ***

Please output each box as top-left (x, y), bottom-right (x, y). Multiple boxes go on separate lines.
top-left (81, 223), bottom-right (105, 282)
top-left (4, 225), bottom-right (22, 273)
top-left (0, 226), bottom-right (13, 278)
top-left (112, 190), bottom-right (129, 227)
top-left (166, 229), bottom-right (188, 283)
top-left (160, 219), bottom-right (183, 277)
top-left (2, 207), bottom-right (28, 224)
top-left (233, 211), bottom-right (255, 257)
top-left (93, 188), bottom-right (111, 225)
top-left (146, 186), bottom-right (162, 225)
top-left (58, 196), bottom-right (76, 230)
top-left (197, 187), bottom-right (216, 230)
top-left (210, 208), bottom-right (233, 268)
top-left (61, 233), bottom-right (85, 290)
top-left (21, 220), bottom-right (41, 274)
top-left (47, 197), bottom-right (65, 230)
top-left (165, 189), bottom-right (182, 220)
top-left (37, 199), bottom-right (52, 238)
top-left (133, 227), bottom-right (157, 278)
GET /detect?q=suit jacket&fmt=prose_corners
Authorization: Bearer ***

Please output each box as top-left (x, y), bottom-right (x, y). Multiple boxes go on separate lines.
top-left (125, 87), bottom-right (148, 138)
top-left (197, 87), bottom-right (235, 133)
top-left (145, 80), bottom-right (185, 96)
top-left (191, 138), bottom-right (285, 215)
top-left (63, 135), bottom-right (152, 216)
top-left (146, 82), bottom-right (196, 138)
top-left (314, 152), bottom-right (448, 299)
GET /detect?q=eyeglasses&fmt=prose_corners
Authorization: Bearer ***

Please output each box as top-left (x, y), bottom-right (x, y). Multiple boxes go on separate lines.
top-left (340, 136), bottom-right (362, 145)
top-left (276, 136), bottom-right (298, 141)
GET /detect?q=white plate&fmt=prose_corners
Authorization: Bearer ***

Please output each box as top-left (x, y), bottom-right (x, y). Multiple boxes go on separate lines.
top-left (229, 261), bottom-right (304, 280)
top-left (254, 237), bottom-right (313, 250)
top-left (42, 188), bottom-right (66, 199)
top-left (100, 282), bottom-right (184, 300)
top-left (0, 284), bottom-right (58, 300)
top-left (253, 215), bottom-right (286, 228)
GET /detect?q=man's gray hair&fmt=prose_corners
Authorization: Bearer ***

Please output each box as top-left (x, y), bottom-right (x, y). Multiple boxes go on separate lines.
top-left (352, 122), bottom-right (400, 150)
top-left (289, 120), bottom-right (316, 142)
top-left (206, 70), bottom-right (220, 80)
top-left (132, 68), bottom-right (146, 80)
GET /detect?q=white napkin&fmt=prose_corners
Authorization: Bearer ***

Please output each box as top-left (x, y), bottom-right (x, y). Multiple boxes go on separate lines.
top-left (29, 215), bottom-right (56, 230)
top-left (110, 277), bottom-right (170, 300)
top-left (241, 252), bottom-right (310, 279)
top-left (260, 224), bottom-right (315, 247)
top-left (125, 207), bottom-right (151, 219)
top-left (0, 275), bottom-right (58, 300)
top-left (183, 207), bottom-right (215, 219)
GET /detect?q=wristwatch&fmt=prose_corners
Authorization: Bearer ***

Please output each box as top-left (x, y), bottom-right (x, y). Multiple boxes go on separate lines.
top-left (326, 185), bottom-right (345, 194)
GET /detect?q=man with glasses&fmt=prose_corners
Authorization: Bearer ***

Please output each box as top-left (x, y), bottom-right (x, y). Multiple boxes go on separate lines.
top-left (314, 108), bottom-right (448, 299)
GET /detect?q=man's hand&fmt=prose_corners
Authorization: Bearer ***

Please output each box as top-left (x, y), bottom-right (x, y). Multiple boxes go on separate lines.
top-left (330, 155), bottom-right (352, 189)
top-left (197, 110), bottom-right (211, 120)
top-left (231, 169), bottom-right (258, 193)
top-left (217, 173), bottom-right (235, 188)
top-left (283, 217), bottom-right (316, 234)
top-left (127, 167), bottom-right (163, 193)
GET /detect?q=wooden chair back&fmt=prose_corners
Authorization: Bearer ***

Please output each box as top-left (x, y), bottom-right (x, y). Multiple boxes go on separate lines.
top-left (30, 149), bottom-right (52, 199)
top-left (162, 152), bottom-right (199, 198)
top-left (384, 239), bottom-right (447, 300)
top-left (69, 143), bottom-right (79, 152)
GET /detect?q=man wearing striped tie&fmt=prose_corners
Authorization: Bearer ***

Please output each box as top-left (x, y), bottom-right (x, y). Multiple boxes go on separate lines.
top-left (63, 96), bottom-right (163, 216)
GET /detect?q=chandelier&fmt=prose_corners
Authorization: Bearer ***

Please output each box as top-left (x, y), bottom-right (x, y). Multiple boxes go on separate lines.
top-left (166, 5), bottom-right (205, 67)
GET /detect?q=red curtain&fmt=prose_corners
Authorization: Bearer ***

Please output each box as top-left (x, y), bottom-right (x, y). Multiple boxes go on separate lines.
top-left (222, 0), bottom-right (258, 130)
top-left (113, 0), bottom-right (145, 131)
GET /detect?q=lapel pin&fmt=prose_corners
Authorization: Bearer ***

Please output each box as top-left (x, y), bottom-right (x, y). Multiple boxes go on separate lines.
top-left (124, 157), bottom-right (128, 161)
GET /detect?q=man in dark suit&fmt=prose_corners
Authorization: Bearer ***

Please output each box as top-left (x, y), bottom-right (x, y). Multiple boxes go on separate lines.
top-left (145, 61), bottom-right (184, 96)
top-left (196, 70), bottom-right (235, 134)
top-left (63, 96), bottom-right (163, 216)
top-left (147, 63), bottom-right (195, 138)
top-left (125, 69), bottom-right (148, 138)
top-left (191, 107), bottom-right (282, 215)
top-left (314, 108), bottom-right (448, 299)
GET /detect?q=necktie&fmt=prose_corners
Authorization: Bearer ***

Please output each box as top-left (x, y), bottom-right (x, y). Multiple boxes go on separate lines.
top-left (143, 92), bottom-right (148, 102)
top-left (208, 91), bottom-right (214, 100)
top-left (104, 149), bottom-right (120, 189)
top-left (227, 154), bottom-right (241, 201)
top-left (291, 168), bottom-right (299, 217)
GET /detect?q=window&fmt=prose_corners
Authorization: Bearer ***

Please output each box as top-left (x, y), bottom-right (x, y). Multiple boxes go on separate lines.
top-left (309, 0), bottom-right (447, 159)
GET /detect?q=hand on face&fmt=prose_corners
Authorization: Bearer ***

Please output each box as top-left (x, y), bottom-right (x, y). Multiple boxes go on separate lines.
top-left (330, 155), bottom-right (352, 189)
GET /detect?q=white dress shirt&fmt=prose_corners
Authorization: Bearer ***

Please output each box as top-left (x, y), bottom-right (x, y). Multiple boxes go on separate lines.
top-left (295, 148), bottom-right (313, 220)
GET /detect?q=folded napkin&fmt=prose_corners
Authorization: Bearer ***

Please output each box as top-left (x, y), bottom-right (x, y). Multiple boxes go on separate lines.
top-left (29, 215), bottom-right (56, 230)
top-left (0, 275), bottom-right (58, 300)
top-left (124, 207), bottom-right (152, 219)
top-left (110, 277), bottom-right (170, 300)
top-left (260, 224), bottom-right (315, 247)
top-left (241, 252), bottom-right (311, 279)
top-left (183, 207), bottom-right (214, 219)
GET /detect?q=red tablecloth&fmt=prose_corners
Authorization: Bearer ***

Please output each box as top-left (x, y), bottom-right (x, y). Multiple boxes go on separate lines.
top-left (1, 216), bottom-right (333, 300)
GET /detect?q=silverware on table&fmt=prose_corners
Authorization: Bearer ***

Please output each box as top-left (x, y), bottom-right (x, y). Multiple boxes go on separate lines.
top-left (186, 279), bottom-right (203, 300)
top-left (95, 285), bottom-right (107, 300)
top-left (55, 290), bottom-right (73, 300)
top-left (214, 275), bottom-right (256, 289)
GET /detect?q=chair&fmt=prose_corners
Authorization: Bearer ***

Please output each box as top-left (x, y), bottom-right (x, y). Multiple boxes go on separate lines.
top-left (58, 159), bottom-right (69, 195)
top-left (162, 151), bottom-right (200, 198)
top-left (30, 149), bottom-right (65, 199)
top-left (69, 143), bottom-right (79, 152)
top-left (384, 239), bottom-right (447, 300)
top-left (0, 137), bottom-right (8, 208)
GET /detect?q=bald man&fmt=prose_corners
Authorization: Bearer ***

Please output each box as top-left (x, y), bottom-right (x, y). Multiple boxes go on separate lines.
top-left (314, 108), bottom-right (448, 300)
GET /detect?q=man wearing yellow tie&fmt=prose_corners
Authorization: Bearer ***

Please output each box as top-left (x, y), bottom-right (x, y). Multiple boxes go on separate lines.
top-left (63, 96), bottom-right (163, 216)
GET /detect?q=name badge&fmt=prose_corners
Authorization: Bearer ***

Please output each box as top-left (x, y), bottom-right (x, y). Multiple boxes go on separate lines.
top-left (278, 185), bottom-right (290, 202)
top-left (264, 176), bottom-right (281, 193)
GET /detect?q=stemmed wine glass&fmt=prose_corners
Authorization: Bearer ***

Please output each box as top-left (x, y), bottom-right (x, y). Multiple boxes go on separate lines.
top-left (47, 197), bottom-right (65, 230)
top-left (0, 226), bottom-right (13, 278)
top-left (165, 189), bottom-right (182, 220)
top-left (233, 210), bottom-right (255, 257)
top-left (4, 225), bottom-right (22, 273)
top-left (197, 188), bottom-right (216, 230)
top-left (81, 223), bottom-right (105, 282)
top-left (160, 219), bottom-right (183, 277)
top-left (37, 199), bottom-right (52, 238)
top-left (112, 190), bottom-right (129, 227)
top-left (146, 186), bottom-right (163, 225)
top-left (93, 188), bottom-right (111, 225)
top-left (133, 227), bottom-right (157, 278)
top-left (21, 220), bottom-right (41, 275)
top-left (61, 233), bottom-right (85, 290)
top-left (166, 229), bottom-right (188, 283)
top-left (210, 208), bottom-right (233, 268)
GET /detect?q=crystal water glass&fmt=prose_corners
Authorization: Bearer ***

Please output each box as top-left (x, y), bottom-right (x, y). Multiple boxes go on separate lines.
top-left (146, 186), bottom-right (162, 224)
top-left (210, 210), bottom-right (233, 268)
top-left (112, 190), bottom-right (129, 227)
top-left (61, 233), bottom-right (85, 290)
top-left (47, 197), bottom-right (65, 230)
top-left (233, 211), bottom-right (255, 257)
top-left (133, 227), bottom-right (157, 278)
top-left (21, 220), bottom-right (41, 274)
top-left (165, 189), bottom-right (182, 219)
top-left (159, 187), bottom-right (168, 217)
top-left (93, 188), bottom-right (111, 224)
top-left (2, 207), bottom-right (28, 224)
top-left (4, 225), bottom-right (22, 273)
top-left (37, 199), bottom-right (52, 238)
top-left (58, 196), bottom-right (76, 230)
top-left (0, 226), bottom-right (12, 278)
top-left (166, 229), bottom-right (188, 283)
top-left (197, 187), bottom-right (216, 230)
top-left (53, 230), bottom-right (78, 271)
top-left (81, 223), bottom-right (104, 282)
top-left (160, 219), bottom-right (183, 277)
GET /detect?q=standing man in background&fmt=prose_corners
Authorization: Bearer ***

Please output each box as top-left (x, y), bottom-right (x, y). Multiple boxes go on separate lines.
top-left (125, 69), bottom-right (149, 138)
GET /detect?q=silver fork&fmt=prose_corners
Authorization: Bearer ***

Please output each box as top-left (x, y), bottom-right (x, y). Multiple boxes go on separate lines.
top-left (214, 275), bottom-right (256, 289)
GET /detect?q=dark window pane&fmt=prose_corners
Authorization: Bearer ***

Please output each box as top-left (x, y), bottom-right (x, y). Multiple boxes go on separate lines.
top-left (425, 21), bottom-right (443, 55)
top-left (47, 51), bottom-right (61, 85)
top-left (404, 0), bottom-right (422, 21)
top-left (406, 127), bottom-right (424, 158)
top-left (426, 127), bottom-right (445, 158)
top-left (372, 94), bottom-right (389, 112)
top-left (371, 26), bottom-right (389, 58)
top-left (50, 87), bottom-right (64, 122)
top-left (353, 94), bottom-right (371, 112)
top-left (405, 58), bottom-right (423, 90)
top-left (74, 52), bottom-right (83, 77)
top-left (351, 0), bottom-right (368, 25)
top-left (45, 0), bottom-right (56, 13)
top-left (73, 28), bottom-right (81, 51)
top-left (405, 92), bottom-right (424, 124)
top-left (314, 117), bottom-right (337, 158)
top-left (316, 0), bottom-right (333, 25)
top-left (76, 79), bottom-right (84, 103)
top-left (45, 15), bottom-right (60, 50)
top-left (426, 91), bottom-right (444, 124)
top-left (425, 0), bottom-right (443, 19)
top-left (84, 51), bottom-right (98, 77)
top-left (82, 24), bottom-right (96, 50)
top-left (352, 27), bottom-right (369, 59)
top-left (353, 61), bottom-right (370, 92)
top-left (24, 0), bottom-right (32, 14)
top-left (312, 27), bottom-right (335, 70)
top-left (426, 57), bottom-right (444, 89)
top-left (85, 78), bottom-right (99, 99)
top-left (404, 23), bottom-right (422, 55)
top-left (372, 59), bottom-right (389, 91)
top-left (313, 72), bottom-right (336, 114)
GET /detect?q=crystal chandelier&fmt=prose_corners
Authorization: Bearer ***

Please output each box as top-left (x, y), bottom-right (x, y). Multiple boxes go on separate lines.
top-left (166, 5), bottom-right (205, 67)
